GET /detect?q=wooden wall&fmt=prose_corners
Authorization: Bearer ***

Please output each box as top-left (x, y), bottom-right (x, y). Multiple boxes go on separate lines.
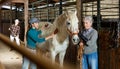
top-left (99, 38), bottom-right (120, 69)
top-left (98, 21), bottom-right (120, 69)
top-left (1, 23), bottom-right (10, 36)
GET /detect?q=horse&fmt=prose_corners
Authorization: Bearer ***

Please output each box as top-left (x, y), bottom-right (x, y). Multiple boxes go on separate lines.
top-left (37, 10), bottom-right (79, 67)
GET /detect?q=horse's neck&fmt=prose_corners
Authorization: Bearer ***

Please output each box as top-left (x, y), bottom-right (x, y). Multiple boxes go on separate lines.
top-left (54, 24), bottom-right (68, 43)
top-left (55, 27), bottom-right (68, 44)
top-left (53, 13), bottom-right (69, 43)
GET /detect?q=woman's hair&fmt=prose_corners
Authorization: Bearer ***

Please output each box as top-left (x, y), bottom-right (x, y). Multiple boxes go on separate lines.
top-left (15, 19), bottom-right (20, 23)
top-left (83, 16), bottom-right (93, 24)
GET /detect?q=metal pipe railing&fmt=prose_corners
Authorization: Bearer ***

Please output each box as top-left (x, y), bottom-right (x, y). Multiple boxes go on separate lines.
top-left (0, 33), bottom-right (74, 69)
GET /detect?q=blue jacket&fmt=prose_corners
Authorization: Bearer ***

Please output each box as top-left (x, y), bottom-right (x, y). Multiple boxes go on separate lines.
top-left (27, 28), bottom-right (45, 49)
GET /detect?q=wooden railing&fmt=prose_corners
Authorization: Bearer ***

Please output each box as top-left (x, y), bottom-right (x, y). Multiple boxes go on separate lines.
top-left (0, 33), bottom-right (75, 69)
top-left (0, 62), bottom-right (5, 69)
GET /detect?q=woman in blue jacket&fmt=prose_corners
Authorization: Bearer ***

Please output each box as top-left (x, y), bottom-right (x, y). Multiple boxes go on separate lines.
top-left (22, 18), bottom-right (54, 69)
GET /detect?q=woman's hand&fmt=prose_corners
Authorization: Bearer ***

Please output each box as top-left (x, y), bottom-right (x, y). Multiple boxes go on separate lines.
top-left (79, 42), bottom-right (84, 46)
top-left (8, 28), bottom-right (10, 30)
top-left (40, 25), bottom-right (45, 30)
top-left (45, 33), bottom-right (54, 40)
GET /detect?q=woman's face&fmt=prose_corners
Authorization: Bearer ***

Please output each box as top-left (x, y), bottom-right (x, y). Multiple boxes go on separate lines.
top-left (32, 22), bottom-right (39, 29)
top-left (15, 20), bottom-right (19, 25)
top-left (83, 20), bottom-right (92, 29)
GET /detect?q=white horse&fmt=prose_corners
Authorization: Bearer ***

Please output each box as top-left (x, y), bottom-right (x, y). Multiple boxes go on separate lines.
top-left (37, 10), bottom-right (79, 67)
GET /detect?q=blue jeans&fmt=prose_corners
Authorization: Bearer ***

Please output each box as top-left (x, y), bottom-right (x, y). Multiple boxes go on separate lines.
top-left (22, 57), bottom-right (36, 69)
top-left (82, 52), bottom-right (98, 69)
top-left (22, 49), bottom-right (36, 69)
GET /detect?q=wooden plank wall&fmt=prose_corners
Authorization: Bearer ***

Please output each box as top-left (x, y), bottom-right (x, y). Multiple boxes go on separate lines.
top-left (2, 23), bottom-right (10, 36)
top-left (99, 21), bottom-right (120, 69)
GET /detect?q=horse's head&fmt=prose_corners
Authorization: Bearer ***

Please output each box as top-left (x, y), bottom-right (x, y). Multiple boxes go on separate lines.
top-left (65, 10), bottom-right (80, 45)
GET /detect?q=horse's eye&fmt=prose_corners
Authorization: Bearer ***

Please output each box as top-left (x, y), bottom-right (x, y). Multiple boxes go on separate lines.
top-left (66, 22), bottom-right (70, 25)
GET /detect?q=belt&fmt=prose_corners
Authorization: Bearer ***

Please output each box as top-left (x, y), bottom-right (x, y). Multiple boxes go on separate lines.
top-left (27, 47), bottom-right (36, 50)
top-left (27, 47), bottom-right (36, 53)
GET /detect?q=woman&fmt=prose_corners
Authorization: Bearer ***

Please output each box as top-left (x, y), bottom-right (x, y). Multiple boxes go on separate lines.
top-left (22, 17), bottom-right (54, 69)
top-left (79, 16), bottom-right (98, 69)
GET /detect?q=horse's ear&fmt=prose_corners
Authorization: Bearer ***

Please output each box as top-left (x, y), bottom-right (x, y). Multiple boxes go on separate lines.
top-left (63, 8), bottom-right (69, 17)
top-left (64, 10), bottom-right (69, 17)
top-left (74, 10), bottom-right (77, 14)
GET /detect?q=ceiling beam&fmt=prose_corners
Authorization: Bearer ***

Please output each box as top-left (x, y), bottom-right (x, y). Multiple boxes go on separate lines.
top-left (82, 0), bottom-right (98, 3)
top-left (0, 0), bottom-right (11, 7)
top-left (11, 0), bottom-right (25, 3)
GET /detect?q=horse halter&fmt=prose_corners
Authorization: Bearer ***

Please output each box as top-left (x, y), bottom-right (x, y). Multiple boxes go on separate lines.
top-left (67, 28), bottom-right (79, 36)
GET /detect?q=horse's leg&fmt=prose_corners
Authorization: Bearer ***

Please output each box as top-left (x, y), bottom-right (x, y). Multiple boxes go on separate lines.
top-left (51, 51), bottom-right (57, 64)
top-left (59, 51), bottom-right (66, 67)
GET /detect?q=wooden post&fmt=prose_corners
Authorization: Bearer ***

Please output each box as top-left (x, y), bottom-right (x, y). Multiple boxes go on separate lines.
top-left (0, 9), bottom-right (1, 33)
top-left (10, 3), bottom-right (12, 24)
top-left (11, 0), bottom-right (28, 46)
top-left (0, 62), bottom-right (5, 69)
top-left (24, 0), bottom-right (28, 46)
top-left (76, 0), bottom-right (82, 29)
top-left (76, 0), bottom-right (83, 69)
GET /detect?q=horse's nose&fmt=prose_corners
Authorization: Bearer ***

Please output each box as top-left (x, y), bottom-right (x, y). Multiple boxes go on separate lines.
top-left (73, 38), bottom-right (80, 43)
top-left (73, 38), bottom-right (75, 42)
top-left (77, 38), bottom-right (80, 42)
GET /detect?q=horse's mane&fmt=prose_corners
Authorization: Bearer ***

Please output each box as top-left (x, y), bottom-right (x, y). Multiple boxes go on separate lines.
top-left (53, 12), bottom-right (68, 43)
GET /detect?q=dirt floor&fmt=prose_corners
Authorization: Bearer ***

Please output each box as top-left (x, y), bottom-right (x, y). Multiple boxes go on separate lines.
top-left (0, 41), bottom-right (22, 69)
